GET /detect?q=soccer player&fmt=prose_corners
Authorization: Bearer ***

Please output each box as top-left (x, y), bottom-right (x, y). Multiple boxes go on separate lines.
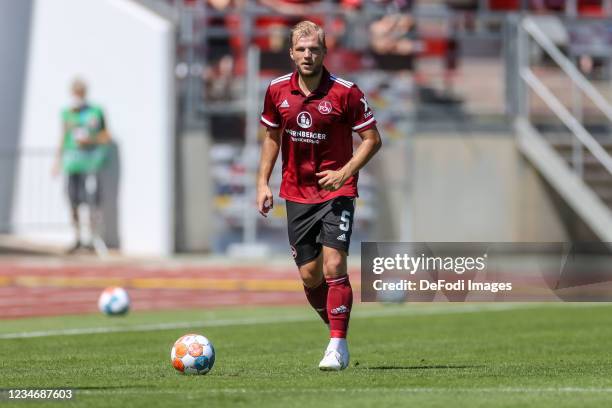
top-left (257, 21), bottom-right (382, 371)
top-left (53, 78), bottom-right (110, 254)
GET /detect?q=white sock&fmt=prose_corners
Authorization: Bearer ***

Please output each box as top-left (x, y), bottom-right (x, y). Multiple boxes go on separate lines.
top-left (327, 337), bottom-right (347, 353)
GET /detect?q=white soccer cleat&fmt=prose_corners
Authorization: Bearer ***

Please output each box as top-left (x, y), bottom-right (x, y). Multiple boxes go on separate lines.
top-left (318, 349), bottom-right (349, 371)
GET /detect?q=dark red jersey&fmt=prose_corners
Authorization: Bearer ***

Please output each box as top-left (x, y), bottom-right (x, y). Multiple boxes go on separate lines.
top-left (260, 67), bottom-right (377, 204)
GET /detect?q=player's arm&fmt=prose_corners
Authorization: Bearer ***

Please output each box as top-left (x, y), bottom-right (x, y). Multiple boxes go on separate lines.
top-left (94, 128), bottom-right (111, 144)
top-left (94, 113), bottom-right (111, 144)
top-left (317, 126), bottom-right (382, 191)
top-left (256, 127), bottom-right (281, 217)
top-left (79, 129), bottom-right (110, 146)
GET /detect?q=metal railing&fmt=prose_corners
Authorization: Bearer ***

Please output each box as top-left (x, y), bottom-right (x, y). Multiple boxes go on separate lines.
top-left (516, 15), bottom-right (612, 179)
top-left (0, 148), bottom-right (111, 256)
top-left (0, 148), bottom-right (70, 231)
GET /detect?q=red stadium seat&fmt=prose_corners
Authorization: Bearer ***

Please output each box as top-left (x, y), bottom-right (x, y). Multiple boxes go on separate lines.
top-left (489, 0), bottom-right (520, 10)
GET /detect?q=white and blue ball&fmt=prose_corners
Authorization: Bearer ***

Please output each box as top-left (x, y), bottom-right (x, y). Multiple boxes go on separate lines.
top-left (171, 334), bottom-right (216, 375)
top-left (98, 287), bottom-right (130, 315)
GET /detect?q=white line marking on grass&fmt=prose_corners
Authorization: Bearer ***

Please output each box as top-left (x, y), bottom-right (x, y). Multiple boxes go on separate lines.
top-left (0, 303), bottom-right (604, 339)
top-left (76, 387), bottom-right (612, 395)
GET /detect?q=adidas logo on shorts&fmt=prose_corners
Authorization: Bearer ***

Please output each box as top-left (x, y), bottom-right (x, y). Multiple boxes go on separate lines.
top-left (337, 233), bottom-right (346, 242)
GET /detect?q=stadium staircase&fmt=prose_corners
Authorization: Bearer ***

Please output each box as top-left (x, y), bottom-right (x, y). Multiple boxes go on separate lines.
top-left (513, 16), bottom-right (612, 242)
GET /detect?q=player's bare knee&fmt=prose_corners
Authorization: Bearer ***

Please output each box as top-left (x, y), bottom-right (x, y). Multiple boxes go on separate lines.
top-left (299, 259), bottom-right (323, 288)
top-left (323, 250), bottom-right (346, 279)
top-left (300, 269), bottom-right (323, 288)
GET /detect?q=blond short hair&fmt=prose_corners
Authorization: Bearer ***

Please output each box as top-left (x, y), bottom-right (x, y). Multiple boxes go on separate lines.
top-left (289, 20), bottom-right (326, 50)
top-left (71, 77), bottom-right (87, 94)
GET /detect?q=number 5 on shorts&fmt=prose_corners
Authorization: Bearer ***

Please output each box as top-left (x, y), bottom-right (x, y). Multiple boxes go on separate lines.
top-left (339, 210), bottom-right (351, 232)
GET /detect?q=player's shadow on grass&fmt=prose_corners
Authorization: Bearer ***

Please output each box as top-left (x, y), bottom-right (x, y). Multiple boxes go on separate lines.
top-left (360, 365), bottom-right (482, 370)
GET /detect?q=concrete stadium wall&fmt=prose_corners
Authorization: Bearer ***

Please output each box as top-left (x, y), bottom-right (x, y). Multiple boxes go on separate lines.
top-left (13, 0), bottom-right (176, 256)
top-left (0, 0), bottom-right (33, 233)
top-left (174, 130), bottom-right (213, 252)
top-left (376, 133), bottom-right (569, 242)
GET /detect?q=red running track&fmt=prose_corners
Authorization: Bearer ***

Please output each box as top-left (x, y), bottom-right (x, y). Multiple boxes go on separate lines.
top-left (0, 261), bottom-right (360, 319)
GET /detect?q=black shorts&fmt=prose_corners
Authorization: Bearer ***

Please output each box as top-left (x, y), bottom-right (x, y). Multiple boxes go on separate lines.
top-left (67, 173), bottom-right (101, 208)
top-left (286, 196), bottom-right (355, 266)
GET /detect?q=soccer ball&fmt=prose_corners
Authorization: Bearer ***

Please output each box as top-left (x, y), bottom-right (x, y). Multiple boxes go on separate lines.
top-left (98, 287), bottom-right (130, 315)
top-left (171, 334), bottom-right (215, 375)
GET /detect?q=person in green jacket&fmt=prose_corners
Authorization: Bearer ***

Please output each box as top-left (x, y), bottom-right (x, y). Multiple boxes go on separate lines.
top-left (53, 78), bottom-right (110, 254)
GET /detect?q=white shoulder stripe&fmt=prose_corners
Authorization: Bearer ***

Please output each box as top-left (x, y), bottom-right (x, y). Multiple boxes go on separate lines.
top-left (272, 72), bottom-right (291, 82)
top-left (352, 116), bottom-right (376, 131)
top-left (332, 79), bottom-right (352, 88)
top-left (261, 115), bottom-right (279, 128)
top-left (330, 75), bottom-right (354, 88)
top-left (270, 73), bottom-right (292, 85)
top-left (331, 75), bottom-right (353, 86)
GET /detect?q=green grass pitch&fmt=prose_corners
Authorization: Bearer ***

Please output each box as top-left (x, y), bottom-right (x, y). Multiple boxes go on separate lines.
top-left (1, 303), bottom-right (612, 407)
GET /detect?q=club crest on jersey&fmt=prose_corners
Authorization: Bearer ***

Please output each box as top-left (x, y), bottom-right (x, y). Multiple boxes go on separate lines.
top-left (318, 100), bottom-right (332, 115)
top-left (297, 111), bottom-right (312, 129)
